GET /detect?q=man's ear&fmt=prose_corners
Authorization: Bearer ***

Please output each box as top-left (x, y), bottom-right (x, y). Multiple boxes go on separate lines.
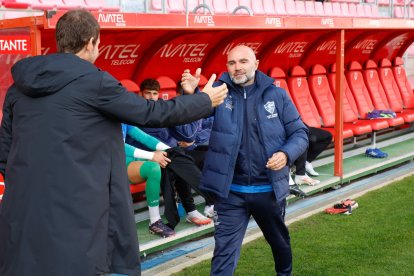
top-left (255, 60), bottom-right (259, 70)
top-left (86, 37), bottom-right (94, 51)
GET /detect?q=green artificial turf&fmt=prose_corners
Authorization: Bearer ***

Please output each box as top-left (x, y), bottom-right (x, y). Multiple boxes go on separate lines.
top-left (175, 175), bottom-right (414, 275)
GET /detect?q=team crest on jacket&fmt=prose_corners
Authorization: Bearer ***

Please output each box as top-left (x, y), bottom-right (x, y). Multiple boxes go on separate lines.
top-left (264, 101), bottom-right (278, 119)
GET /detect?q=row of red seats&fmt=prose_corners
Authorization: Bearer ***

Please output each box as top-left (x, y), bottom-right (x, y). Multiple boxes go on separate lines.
top-left (0, 0), bottom-right (119, 12)
top-left (150, 0), bottom-right (381, 18)
top-left (270, 57), bottom-right (414, 140)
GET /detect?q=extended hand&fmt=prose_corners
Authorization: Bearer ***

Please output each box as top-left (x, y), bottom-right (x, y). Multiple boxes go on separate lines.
top-left (181, 68), bottom-right (201, 94)
top-left (266, 152), bottom-right (288, 171)
top-left (152, 151), bottom-right (171, 168)
top-left (202, 74), bottom-right (228, 108)
top-left (177, 141), bottom-right (195, 148)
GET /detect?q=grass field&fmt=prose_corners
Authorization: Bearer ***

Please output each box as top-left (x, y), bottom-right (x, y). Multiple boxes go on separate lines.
top-left (175, 175), bottom-right (414, 275)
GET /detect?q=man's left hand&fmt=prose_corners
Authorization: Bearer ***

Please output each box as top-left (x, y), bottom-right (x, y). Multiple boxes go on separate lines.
top-left (266, 152), bottom-right (288, 171)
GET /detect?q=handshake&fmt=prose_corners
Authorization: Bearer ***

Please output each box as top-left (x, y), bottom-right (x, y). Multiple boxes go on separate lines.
top-left (181, 68), bottom-right (228, 108)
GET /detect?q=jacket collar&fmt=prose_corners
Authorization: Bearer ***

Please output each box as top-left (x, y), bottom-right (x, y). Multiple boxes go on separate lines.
top-left (218, 70), bottom-right (275, 92)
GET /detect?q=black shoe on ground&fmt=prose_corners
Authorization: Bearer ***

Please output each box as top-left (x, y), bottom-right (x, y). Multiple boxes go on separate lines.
top-left (149, 219), bottom-right (176, 238)
top-left (289, 184), bottom-right (308, 197)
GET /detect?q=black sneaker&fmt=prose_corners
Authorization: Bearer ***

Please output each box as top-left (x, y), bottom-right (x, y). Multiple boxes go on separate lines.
top-left (289, 184), bottom-right (308, 197)
top-left (149, 219), bottom-right (175, 238)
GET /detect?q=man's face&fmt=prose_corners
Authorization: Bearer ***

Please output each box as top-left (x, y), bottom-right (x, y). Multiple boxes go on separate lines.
top-left (226, 47), bottom-right (258, 86)
top-left (142, 89), bottom-right (159, 101)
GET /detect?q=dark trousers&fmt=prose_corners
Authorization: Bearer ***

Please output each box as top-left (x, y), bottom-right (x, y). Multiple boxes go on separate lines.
top-left (211, 191), bottom-right (291, 276)
top-left (161, 147), bottom-right (214, 229)
top-left (295, 127), bottom-right (332, 175)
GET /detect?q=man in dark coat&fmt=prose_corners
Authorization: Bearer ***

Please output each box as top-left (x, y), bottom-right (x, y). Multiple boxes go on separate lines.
top-left (0, 10), bottom-right (227, 276)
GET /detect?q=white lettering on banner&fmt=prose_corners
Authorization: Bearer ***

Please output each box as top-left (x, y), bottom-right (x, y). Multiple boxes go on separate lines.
top-left (0, 39), bottom-right (27, 52)
top-left (316, 40), bottom-right (336, 55)
top-left (111, 59), bottom-right (136, 65)
top-left (193, 15), bottom-right (215, 26)
top-left (368, 20), bottom-right (380, 27)
top-left (99, 44), bottom-right (140, 59)
top-left (156, 43), bottom-right (208, 58)
top-left (97, 44), bottom-right (140, 66)
top-left (353, 39), bottom-right (377, 54)
top-left (387, 36), bottom-right (407, 50)
top-left (321, 18), bottom-right (334, 27)
top-left (274, 41), bottom-right (308, 58)
top-left (222, 42), bottom-right (262, 55)
top-left (183, 57), bottom-right (203, 63)
top-left (41, 47), bottom-right (50, 55)
top-left (97, 13), bottom-right (126, 26)
top-left (406, 20), bottom-right (414, 27)
top-left (265, 17), bottom-right (282, 27)
top-left (0, 54), bottom-right (23, 65)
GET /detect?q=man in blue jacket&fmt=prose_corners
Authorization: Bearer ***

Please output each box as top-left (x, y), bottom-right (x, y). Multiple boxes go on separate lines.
top-left (182, 45), bottom-right (308, 275)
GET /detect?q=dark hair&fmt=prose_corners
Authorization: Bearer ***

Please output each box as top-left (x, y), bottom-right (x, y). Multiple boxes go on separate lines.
top-left (140, 79), bottom-right (160, 92)
top-left (56, 9), bottom-right (100, 54)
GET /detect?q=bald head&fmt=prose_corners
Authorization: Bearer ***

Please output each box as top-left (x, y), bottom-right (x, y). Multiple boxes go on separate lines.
top-left (228, 45), bottom-right (257, 61)
top-left (226, 45), bottom-right (259, 86)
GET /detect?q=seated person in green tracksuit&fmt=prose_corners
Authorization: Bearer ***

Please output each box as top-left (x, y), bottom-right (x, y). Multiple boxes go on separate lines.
top-left (122, 123), bottom-right (175, 238)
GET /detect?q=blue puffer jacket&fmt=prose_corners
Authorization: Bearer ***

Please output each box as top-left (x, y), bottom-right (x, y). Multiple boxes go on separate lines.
top-left (200, 71), bottom-right (308, 202)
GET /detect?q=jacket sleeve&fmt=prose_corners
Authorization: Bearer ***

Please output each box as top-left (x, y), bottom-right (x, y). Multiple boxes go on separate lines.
top-left (0, 87), bottom-right (14, 176)
top-left (169, 120), bottom-right (201, 143)
top-left (127, 126), bottom-right (159, 151)
top-left (277, 89), bottom-right (309, 166)
top-left (96, 72), bottom-right (213, 128)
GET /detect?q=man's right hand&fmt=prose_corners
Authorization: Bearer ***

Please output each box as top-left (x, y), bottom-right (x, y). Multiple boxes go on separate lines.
top-left (202, 74), bottom-right (228, 108)
top-left (152, 151), bottom-right (171, 168)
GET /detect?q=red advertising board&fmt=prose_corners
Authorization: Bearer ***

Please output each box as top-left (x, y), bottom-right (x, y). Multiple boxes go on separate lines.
top-left (0, 35), bottom-right (31, 54)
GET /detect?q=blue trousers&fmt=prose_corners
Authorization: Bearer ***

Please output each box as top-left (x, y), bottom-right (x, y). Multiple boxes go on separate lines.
top-left (211, 191), bottom-right (292, 276)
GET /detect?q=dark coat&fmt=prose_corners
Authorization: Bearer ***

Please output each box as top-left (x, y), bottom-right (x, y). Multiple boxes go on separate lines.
top-left (0, 53), bottom-right (213, 276)
top-left (200, 71), bottom-right (308, 202)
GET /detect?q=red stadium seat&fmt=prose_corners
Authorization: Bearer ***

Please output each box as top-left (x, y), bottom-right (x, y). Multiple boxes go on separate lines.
top-left (157, 76), bottom-right (177, 100)
top-left (356, 3), bottom-right (365, 17)
top-left (363, 60), bottom-right (391, 111)
top-left (392, 57), bottom-right (414, 108)
top-left (212, 0), bottom-right (228, 14)
top-left (378, 58), bottom-right (414, 122)
top-left (323, 2), bottom-right (334, 16)
top-left (263, 0), bottom-right (277, 15)
top-left (62, 0), bottom-right (87, 9)
top-left (288, 65), bottom-right (353, 139)
top-left (364, 4), bottom-right (373, 17)
top-left (167, 0), bottom-right (185, 13)
top-left (295, 0), bottom-right (306, 16)
top-left (309, 64), bottom-right (371, 135)
top-left (328, 64), bottom-right (389, 131)
top-left (340, 3), bottom-right (350, 17)
top-left (348, 3), bottom-right (357, 17)
top-left (269, 66), bottom-right (292, 98)
top-left (120, 79), bottom-right (140, 94)
top-left (284, 0), bottom-right (297, 15)
top-left (3, 0), bottom-right (31, 9)
top-left (371, 5), bottom-right (380, 17)
top-left (274, 0), bottom-right (288, 15)
top-left (346, 61), bottom-right (404, 126)
top-left (332, 3), bottom-right (342, 16)
top-left (314, 1), bottom-right (324, 16)
top-left (305, 1), bottom-right (316, 16)
top-left (84, 0), bottom-right (120, 11)
top-left (130, 181), bottom-right (146, 194)
top-left (251, 0), bottom-right (266, 15)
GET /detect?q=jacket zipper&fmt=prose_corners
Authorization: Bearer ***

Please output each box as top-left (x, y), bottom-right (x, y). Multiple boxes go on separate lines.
top-left (243, 87), bottom-right (252, 185)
